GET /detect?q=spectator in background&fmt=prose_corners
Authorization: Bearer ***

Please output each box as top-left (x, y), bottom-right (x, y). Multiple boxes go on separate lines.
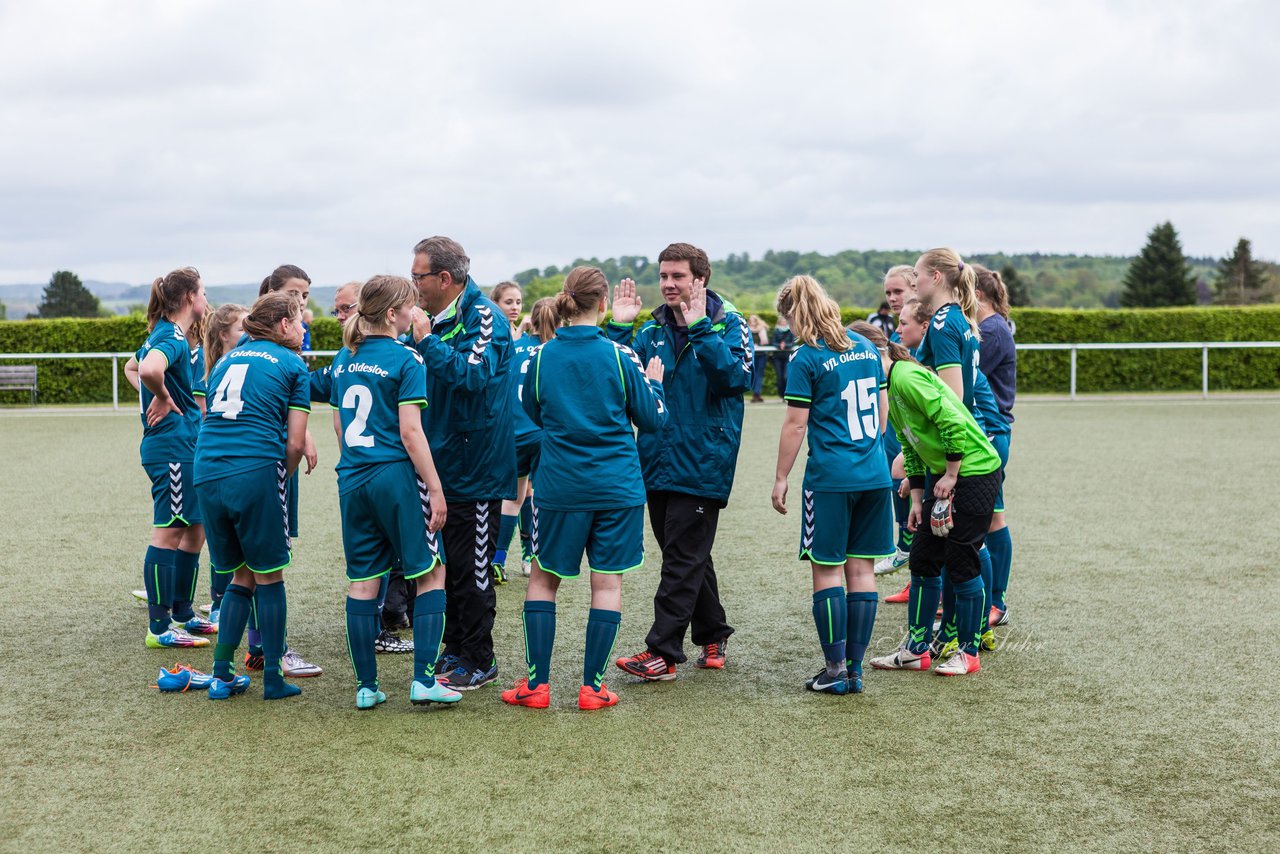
top-left (747, 314), bottom-right (770, 402)
top-left (301, 309), bottom-right (313, 354)
top-left (866, 301), bottom-right (896, 338)
top-left (771, 315), bottom-right (795, 398)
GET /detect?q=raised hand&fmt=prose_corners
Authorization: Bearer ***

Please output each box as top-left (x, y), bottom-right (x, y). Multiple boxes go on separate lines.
top-left (680, 280), bottom-right (707, 326)
top-left (644, 355), bottom-right (664, 383)
top-left (612, 277), bottom-right (643, 324)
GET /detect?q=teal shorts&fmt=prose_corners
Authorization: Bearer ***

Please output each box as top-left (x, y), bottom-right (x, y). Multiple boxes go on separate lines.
top-left (531, 501), bottom-right (644, 578)
top-left (198, 462), bottom-right (291, 574)
top-left (990, 432), bottom-right (1010, 513)
top-left (516, 437), bottom-right (541, 480)
top-left (339, 460), bottom-right (444, 582)
top-left (144, 461), bottom-right (202, 528)
top-left (799, 488), bottom-right (894, 566)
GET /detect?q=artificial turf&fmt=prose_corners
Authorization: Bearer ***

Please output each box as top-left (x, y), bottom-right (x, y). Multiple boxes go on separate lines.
top-left (0, 400), bottom-right (1276, 852)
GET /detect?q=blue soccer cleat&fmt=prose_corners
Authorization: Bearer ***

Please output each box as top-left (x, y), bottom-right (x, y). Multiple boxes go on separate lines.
top-left (155, 664), bottom-right (215, 692)
top-left (208, 673), bottom-right (250, 700)
top-left (805, 669), bottom-right (851, 695)
top-left (437, 662), bottom-right (498, 691)
top-left (179, 616), bottom-right (218, 635)
top-left (146, 628), bottom-right (209, 649)
top-left (410, 680), bottom-right (462, 705)
top-left (356, 687), bottom-right (388, 710)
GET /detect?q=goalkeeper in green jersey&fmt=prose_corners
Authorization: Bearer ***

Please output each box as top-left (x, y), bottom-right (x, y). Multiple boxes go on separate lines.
top-left (853, 323), bottom-right (1002, 678)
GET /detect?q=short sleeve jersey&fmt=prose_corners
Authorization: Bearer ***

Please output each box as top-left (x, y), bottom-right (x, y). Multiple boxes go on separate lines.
top-left (329, 336), bottom-right (428, 495)
top-left (309, 364), bottom-right (334, 403)
top-left (917, 303), bottom-right (981, 413)
top-left (136, 319), bottom-right (201, 464)
top-left (973, 371), bottom-right (1009, 438)
top-left (510, 332), bottom-right (543, 446)
top-left (783, 331), bottom-right (892, 492)
top-left (194, 339), bottom-right (311, 485)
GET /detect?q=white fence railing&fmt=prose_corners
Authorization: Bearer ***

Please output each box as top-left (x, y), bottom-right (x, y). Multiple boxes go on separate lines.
top-left (2, 342), bottom-right (1280, 408)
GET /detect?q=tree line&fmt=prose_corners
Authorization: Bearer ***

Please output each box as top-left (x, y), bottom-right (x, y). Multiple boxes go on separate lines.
top-left (12, 222), bottom-right (1275, 319)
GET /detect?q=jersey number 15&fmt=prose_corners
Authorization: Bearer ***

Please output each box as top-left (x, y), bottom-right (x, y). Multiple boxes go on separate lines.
top-left (839, 377), bottom-right (879, 442)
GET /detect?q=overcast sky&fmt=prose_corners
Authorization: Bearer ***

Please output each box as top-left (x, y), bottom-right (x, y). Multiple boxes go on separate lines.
top-left (1, 0), bottom-right (1276, 286)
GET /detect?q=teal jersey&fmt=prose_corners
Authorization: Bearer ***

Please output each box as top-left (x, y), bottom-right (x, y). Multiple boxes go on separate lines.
top-left (510, 332), bottom-right (542, 445)
top-left (194, 339), bottom-right (311, 485)
top-left (329, 336), bottom-right (429, 495)
top-left (522, 325), bottom-right (666, 511)
top-left (973, 371), bottom-right (1008, 437)
top-left (136, 319), bottom-right (201, 464)
top-left (309, 364), bottom-right (334, 403)
top-left (783, 331), bottom-right (891, 492)
top-left (916, 303), bottom-right (980, 412)
top-left (191, 346), bottom-right (207, 401)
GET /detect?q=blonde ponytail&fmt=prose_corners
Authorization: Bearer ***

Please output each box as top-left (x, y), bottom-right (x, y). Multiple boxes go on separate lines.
top-left (918, 248), bottom-right (981, 341)
top-left (775, 275), bottom-right (849, 352)
top-left (343, 275), bottom-right (415, 354)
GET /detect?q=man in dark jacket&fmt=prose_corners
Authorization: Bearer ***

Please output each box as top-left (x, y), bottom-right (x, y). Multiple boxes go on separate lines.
top-left (607, 242), bottom-right (753, 680)
top-left (411, 235), bottom-right (516, 690)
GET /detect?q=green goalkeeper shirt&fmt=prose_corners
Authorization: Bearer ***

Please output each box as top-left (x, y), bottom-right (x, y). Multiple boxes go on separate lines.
top-left (886, 359), bottom-right (1001, 480)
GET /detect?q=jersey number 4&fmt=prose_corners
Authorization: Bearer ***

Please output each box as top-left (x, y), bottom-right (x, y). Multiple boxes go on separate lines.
top-left (341, 384), bottom-right (375, 448)
top-left (839, 377), bottom-right (879, 442)
top-left (209, 363), bottom-right (249, 420)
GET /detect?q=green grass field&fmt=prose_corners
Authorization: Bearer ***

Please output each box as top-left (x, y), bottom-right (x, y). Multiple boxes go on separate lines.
top-left (1, 401), bottom-right (1278, 852)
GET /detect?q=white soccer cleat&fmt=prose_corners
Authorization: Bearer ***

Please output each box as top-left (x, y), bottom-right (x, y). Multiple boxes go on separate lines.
top-left (869, 646), bottom-right (932, 671)
top-left (874, 548), bottom-right (910, 576)
top-left (935, 650), bottom-right (980, 676)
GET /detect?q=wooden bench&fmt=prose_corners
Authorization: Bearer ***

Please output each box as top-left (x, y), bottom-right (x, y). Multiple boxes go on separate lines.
top-left (0, 364), bottom-right (38, 406)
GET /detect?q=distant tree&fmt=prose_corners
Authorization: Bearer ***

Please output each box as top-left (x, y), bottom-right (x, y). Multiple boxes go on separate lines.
top-left (1213, 238), bottom-right (1269, 304)
top-left (1000, 264), bottom-right (1030, 307)
top-left (37, 270), bottom-right (101, 318)
top-left (0, 298), bottom-right (6, 320)
top-left (1120, 222), bottom-right (1196, 307)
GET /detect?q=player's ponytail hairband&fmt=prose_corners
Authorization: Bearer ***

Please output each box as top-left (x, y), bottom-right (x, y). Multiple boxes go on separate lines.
top-left (957, 260), bottom-right (964, 271)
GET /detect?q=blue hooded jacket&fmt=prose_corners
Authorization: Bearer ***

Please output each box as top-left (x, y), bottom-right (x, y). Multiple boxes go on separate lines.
top-left (606, 290), bottom-right (753, 504)
top-left (415, 278), bottom-right (517, 502)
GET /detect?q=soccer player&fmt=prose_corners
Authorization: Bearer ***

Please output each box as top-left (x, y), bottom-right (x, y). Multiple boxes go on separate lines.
top-left (489, 281), bottom-right (529, 585)
top-left (914, 248), bottom-right (982, 411)
top-left (330, 275), bottom-right (457, 710)
top-left (133, 267), bottom-right (210, 649)
top-left (254, 265), bottom-right (324, 678)
top-left (410, 236), bottom-right (516, 690)
top-left (875, 265), bottom-right (919, 580)
top-left (501, 267), bottom-right (666, 710)
top-left (198, 303), bottom-right (249, 624)
top-left (196, 292), bottom-right (312, 700)
top-left (770, 277), bottom-right (892, 695)
top-left (494, 293), bottom-right (557, 581)
top-left (855, 322), bottom-right (1002, 677)
top-left (609, 242), bottom-right (752, 681)
top-left (974, 265), bottom-right (1017, 628)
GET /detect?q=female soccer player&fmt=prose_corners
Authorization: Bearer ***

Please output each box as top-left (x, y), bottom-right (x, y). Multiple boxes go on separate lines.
top-left (254, 265), bottom-right (323, 678)
top-left (914, 248), bottom-right (982, 411)
top-left (196, 292), bottom-right (312, 700)
top-left (134, 267), bottom-right (210, 649)
top-left (974, 265), bottom-right (1017, 628)
top-left (501, 267), bottom-right (666, 711)
top-left (331, 275), bottom-right (456, 710)
top-left (199, 304), bottom-right (248, 624)
top-left (490, 282), bottom-right (531, 584)
top-left (875, 265), bottom-right (919, 579)
top-left (899, 298), bottom-right (1005, 655)
top-left (854, 322), bottom-right (1002, 677)
top-left (770, 276), bottom-right (892, 695)
top-left (493, 296), bottom-right (558, 580)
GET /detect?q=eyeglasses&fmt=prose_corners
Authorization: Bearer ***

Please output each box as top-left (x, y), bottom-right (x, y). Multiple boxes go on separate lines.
top-left (330, 302), bottom-right (358, 317)
top-left (410, 271), bottom-right (441, 284)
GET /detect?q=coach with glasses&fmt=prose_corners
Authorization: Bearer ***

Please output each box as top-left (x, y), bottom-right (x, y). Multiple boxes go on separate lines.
top-left (410, 235), bottom-right (516, 691)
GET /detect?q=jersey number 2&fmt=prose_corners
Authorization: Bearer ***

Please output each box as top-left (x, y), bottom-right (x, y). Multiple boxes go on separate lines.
top-left (839, 377), bottom-right (879, 442)
top-left (342, 384), bottom-right (375, 448)
top-left (209, 363), bottom-right (249, 420)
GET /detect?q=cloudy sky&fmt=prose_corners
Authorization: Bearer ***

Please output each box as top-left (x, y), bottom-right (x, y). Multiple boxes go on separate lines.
top-left (1, 0), bottom-right (1276, 285)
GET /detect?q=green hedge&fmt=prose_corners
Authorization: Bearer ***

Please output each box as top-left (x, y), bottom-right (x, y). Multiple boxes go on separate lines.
top-left (3, 307), bottom-right (1280, 404)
